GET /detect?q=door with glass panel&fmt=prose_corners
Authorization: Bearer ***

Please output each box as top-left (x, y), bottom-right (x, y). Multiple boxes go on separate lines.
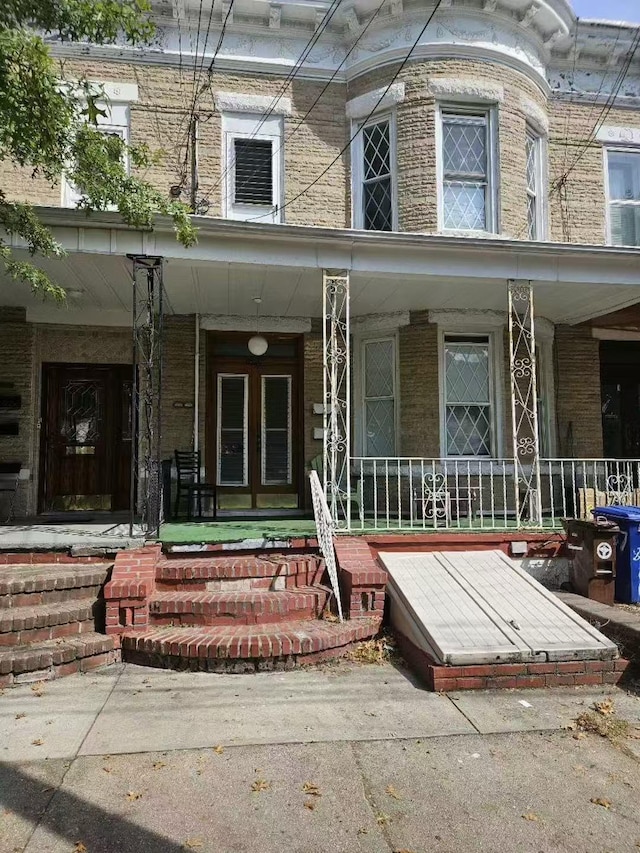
top-left (215, 364), bottom-right (298, 511)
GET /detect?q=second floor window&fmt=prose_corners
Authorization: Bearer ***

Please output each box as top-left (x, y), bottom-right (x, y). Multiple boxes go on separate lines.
top-left (353, 116), bottom-right (395, 231)
top-left (526, 129), bottom-right (543, 240)
top-left (440, 110), bottom-right (494, 232)
top-left (607, 150), bottom-right (640, 246)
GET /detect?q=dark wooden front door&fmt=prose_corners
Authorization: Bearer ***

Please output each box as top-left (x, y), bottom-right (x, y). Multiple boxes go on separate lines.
top-left (208, 334), bottom-right (302, 511)
top-left (40, 364), bottom-right (132, 513)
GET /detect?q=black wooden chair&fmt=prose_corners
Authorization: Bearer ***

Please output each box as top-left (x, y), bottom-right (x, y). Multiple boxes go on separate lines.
top-left (174, 450), bottom-right (217, 520)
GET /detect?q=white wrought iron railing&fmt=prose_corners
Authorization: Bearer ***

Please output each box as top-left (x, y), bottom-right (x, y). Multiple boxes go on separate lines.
top-left (309, 469), bottom-right (344, 622)
top-left (346, 457), bottom-right (640, 531)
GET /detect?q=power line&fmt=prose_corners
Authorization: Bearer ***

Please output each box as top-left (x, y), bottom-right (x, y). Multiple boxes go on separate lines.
top-left (222, 0), bottom-right (388, 202)
top-left (246, 0), bottom-right (445, 222)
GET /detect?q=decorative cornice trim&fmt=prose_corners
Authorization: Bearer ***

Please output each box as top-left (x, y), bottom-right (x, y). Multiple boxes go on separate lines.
top-left (214, 91), bottom-right (292, 115)
top-left (520, 96), bottom-right (549, 134)
top-left (596, 125), bottom-right (640, 146)
top-left (199, 314), bottom-right (311, 333)
top-left (351, 311), bottom-right (411, 332)
top-left (426, 77), bottom-right (504, 103)
top-left (346, 82), bottom-right (406, 119)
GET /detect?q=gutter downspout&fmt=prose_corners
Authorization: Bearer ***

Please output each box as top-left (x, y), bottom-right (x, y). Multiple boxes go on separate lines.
top-left (194, 313), bottom-right (200, 456)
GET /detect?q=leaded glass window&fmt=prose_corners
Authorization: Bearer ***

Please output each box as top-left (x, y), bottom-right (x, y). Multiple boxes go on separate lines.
top-left (362, 338), bottom-right (396, 456)
top-left (526, 130), bottom-right (541, 240)
top-left (608, 150), bottom-right (640, 246)
top-left (361, 119), bottom-right (393, 231)
top-left (444, 336), bottom-right (493, 457)
top-left (441, 112), bottom-right (491, 231)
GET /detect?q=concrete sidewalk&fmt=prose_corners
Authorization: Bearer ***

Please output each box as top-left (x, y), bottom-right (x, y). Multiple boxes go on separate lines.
top-left (1, 661), bottom-right (640, 852)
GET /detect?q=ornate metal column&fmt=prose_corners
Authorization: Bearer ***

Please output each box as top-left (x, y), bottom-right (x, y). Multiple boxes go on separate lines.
top-left (130, 255), bottom-right (164, 537)
top-left (508, 279), bottom-right (542, 526)
top-left (322, 270), bottom-right (350, 528)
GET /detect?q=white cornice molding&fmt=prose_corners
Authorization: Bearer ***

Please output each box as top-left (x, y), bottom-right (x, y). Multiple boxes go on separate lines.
top-left (426, 77), bottom-right (504, 103)
top-left (200, 315), bottom-right (311, 333)
top-left (520, 96), bottom-right (549, 134)
top-left (214, 91), bottom-right (292, 115)
top-left (351, 311), bottom-right (410, 333)
top-left (346, 83), bottom-right (405, 119)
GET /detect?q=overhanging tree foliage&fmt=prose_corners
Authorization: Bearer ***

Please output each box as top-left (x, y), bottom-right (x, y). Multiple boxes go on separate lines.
top-left (0, 0), bottom-right (197, 299)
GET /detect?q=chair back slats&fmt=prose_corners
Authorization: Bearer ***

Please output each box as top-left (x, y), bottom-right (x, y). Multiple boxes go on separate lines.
top-left (175, 450), bottom-right (200, 483)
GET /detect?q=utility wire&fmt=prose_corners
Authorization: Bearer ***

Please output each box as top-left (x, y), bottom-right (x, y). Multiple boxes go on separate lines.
top-left (246, 0), bottom-right (445, 222)
top-left (220, 0), bottom-right (388, 201)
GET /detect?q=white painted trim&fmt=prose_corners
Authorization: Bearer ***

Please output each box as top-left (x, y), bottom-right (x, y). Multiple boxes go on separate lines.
top-left (217, 373), bottom-right (249, 487)
top-left (200, 315), bottom-right (311, 333)
top-left (427, 78), bottom-right (504, 103)
top-left (215, 91), bottom-right (292, 116)
top-left (520, 97), bottom-right (549, 135)
top-left (260, 374), bottom-right (293, 486)
top-left (536, 333), bottom-right (556, 456)
top-left (592, 328), bottom-right (640, 341)
top-left (526, 126), bottom-right (547, 241)
top-left (346, 83), bottom-right (405, 120)
top-left (438, 328), bottom-right (504, 459)
top-left (429, 309), bottom-right (506, 330)
top-left (351, 111), bottom-right (398, 231)
top-left (351, 312), bottom-right (410, 333)
top-left (66, 80), bottom-right (139, 103)
top-left (596, 125), bottom-right (640, 146)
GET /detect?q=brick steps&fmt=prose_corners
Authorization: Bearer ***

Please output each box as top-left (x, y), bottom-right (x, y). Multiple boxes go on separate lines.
top-left (121, 616), bottom-right (380, 672)
top-left (0, 632), bottom-right (117, 686)
top-left (156, 553), bottom-right (324, 588)
top-left (149, 586), bottom-right (331, 626)
top-left (0, 560), bottom-right (114, 685)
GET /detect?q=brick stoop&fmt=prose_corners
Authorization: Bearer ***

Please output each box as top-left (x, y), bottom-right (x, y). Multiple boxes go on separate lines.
top-left (0, 559), bottom-right (116, 686)
top-left (105, 543), bottom-right (386, 670)
top-left (121, 616), bottom-right (380, 672)
top-left (395, 631), bottom-right (631, 692)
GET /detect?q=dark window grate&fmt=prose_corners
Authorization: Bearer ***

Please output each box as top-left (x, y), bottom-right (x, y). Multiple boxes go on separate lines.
top-left (234, 139), bottom-right (273, 206)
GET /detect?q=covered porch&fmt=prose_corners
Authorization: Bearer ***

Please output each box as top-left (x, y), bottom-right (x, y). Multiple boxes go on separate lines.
top-left (2, 210), bottom-right (640, 535)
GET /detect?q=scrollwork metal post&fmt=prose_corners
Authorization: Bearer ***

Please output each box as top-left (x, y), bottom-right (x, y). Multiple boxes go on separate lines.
top-left (508, 279), bottom-right (542, 526)
top-left (322, 270), bottom-right (351, 529)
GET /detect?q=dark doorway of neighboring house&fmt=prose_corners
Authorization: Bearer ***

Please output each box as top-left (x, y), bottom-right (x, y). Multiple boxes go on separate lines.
top-left (39, 364), bottom-right (132, 513)
top-left (601, 341), bottom-right (640, 457)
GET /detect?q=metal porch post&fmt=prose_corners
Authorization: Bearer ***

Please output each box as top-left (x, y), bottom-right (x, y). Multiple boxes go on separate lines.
top-left (130, 255), bottom-right (164, 537)
top-left (508, 279), bottom-right (542, 527)
top-left (322, 270), bottom-right (351, 529)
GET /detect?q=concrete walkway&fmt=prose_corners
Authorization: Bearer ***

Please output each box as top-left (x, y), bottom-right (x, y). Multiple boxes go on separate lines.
top-left (1, 661), bottom-right (640, 852)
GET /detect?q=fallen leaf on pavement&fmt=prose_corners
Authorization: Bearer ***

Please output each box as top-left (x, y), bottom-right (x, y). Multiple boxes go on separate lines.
top-left (357, 828), bottom-right (368, 835)
top-left (31, 682), bottom-right (45, 697)
top-left (591, 797), bottom-right (612, 809)
top-left (126, 791), bottom-right (142, 801)
top-left (573, 732), bottom-right (587, 740)
top-left (594, 699), bottom-right (615, 716)
top-left (73, 843), bottom-right (87, 853)
top-left (183, 840), bottom-right (203, 850)
top-left (522, 812), bottom-right (540, 821)
top-left (376, 812), bottom-right (391, 827)
top-left (31, 739), bottom-right (44, 746)
top-left (303, 800), bottom-right (316, 811)
top-left (152, 761), bottom-right (166, 770)
top-left (302, 782), bottom-right (321, 796)
top-left (251, 779), bottom-right (271, 793)
top-left (102, 766), bottom-right (113, 774)
top-left (385, 784), bottom-right (401, 800)
top-left (15, 713), bottom-right (25, 720)
top-left (212, 745), bottom-right (224, 755)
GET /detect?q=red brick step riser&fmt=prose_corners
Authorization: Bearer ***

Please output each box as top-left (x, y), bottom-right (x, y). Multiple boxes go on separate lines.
top-left (0, 585), bottom-right (104, 609)
top-left (156, 555), bottom-right (324, 585)
top-left (0, 619), bottom-right (97, 647)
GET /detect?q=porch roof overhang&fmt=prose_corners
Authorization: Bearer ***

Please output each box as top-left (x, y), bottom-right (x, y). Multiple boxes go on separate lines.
top-left (3, 208), bottom-right (640, 327)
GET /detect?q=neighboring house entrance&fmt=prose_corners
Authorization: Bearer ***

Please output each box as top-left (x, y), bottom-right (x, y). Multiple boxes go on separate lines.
top-left (39, 364), bottom-right (132, 513)
top-left (208, 333), bottom-right (302, 512)
top-left (601, 341), bottom-right (640, 458)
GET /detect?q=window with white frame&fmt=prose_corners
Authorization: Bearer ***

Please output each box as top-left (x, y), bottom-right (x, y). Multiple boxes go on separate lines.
top-left (526, 128), bottom-right (543, 240)
top-left (222, 113), bottom-right (283, 223)
top-left (607, 149), bottom-right (640, 246)
top-left (440, 108), bottom-right (495, 232)
top-left (361, 337), bottom-right (397, 456)
top-left (62, 110), bottom-right (129, 208)
top-left (354, 117), bottom-right (395, 231)
top-left (443, 335), bottom-right (494, 457)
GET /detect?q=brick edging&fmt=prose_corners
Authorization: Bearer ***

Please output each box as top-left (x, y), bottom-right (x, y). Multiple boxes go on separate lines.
top-left (103, 545), bottom-right (161, 645)
top-left (395, 631), bottom-right (629, 692)
top-left (333, 538), bottom-right (387, 619)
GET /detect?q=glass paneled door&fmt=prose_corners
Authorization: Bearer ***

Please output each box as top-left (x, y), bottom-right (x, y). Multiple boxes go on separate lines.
top-left (214, 353), bottom-right (300, 511)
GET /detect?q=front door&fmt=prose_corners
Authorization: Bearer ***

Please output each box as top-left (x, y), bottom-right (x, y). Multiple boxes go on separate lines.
top-left (210, 335), bottom-right (301, 511)
top-left (601, 341), bottom-right (640, 458)
top-left (40, 364), bottom-right (132, 512)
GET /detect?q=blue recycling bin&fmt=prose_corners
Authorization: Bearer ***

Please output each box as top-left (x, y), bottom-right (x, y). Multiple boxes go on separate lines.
top-left (593, 505), bottom-right (640, 603)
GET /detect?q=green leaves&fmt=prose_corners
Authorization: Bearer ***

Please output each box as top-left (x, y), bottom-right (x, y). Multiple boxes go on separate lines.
top-left (1, 0), bottom-right (196, 297)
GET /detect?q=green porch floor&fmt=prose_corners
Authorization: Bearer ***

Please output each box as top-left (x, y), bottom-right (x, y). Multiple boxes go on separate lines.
top-left (159, 517), bottom-right (561, 545)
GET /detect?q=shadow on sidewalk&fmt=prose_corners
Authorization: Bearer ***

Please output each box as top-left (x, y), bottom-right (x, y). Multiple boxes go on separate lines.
top-left (0, 761), bottom-right (187, 853)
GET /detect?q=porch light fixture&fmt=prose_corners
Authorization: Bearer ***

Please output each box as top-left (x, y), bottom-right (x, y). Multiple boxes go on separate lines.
top-left (248, 297), bottom-right (268, 356)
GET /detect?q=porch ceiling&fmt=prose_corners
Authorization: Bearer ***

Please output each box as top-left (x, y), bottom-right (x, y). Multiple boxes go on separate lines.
top-left (3, 209), bottom-right (640, 326)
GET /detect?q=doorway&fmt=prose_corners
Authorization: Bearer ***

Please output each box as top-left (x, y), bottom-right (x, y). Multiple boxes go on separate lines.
top-left (208, 333), bottom-right (302, 512)
top-left (601, 341), bottom-right (640, 457)
top-left (39, 364), bottom-right (132, 513)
